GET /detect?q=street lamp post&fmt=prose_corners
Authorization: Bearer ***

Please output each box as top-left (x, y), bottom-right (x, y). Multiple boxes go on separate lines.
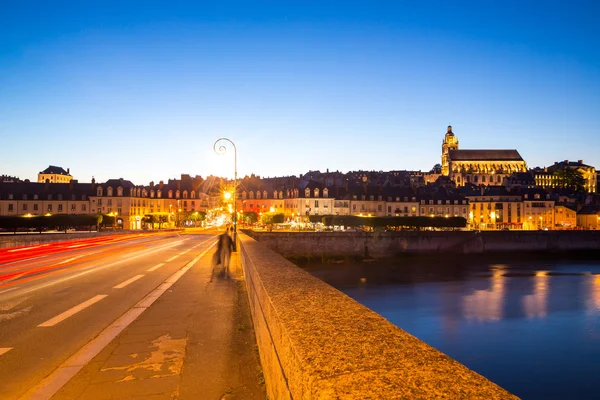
top-left (214, 138), bottom-right (237, 250)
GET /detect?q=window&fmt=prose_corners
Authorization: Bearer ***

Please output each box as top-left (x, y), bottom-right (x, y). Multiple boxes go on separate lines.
top-left (48, 205), bottom-right (53, 212)
top-left (34, 204), bottom-right (39, 211)
top-left (97, 187), bottom-right (103, 196)
top-left (82, 204), bottom-right (87, 211)
top-left (117, 187), bottom-right (123, 196)
top-left (8, 204), bottom-right (13, 211)
top-left (305, 188), bottom-right (310, 197)
top-left (22, 204), bottom-right (28, 211)
top-left (58, 204), bottom-right (63, 212)
top-left (71, 204), bottom-right (76, 211)
top-left (314, 200), bottom-right (319, 207)
top-left (108, 199), bottom-right (112, 206)
top-left (107, 187), bottom-right (113, 196)
top-left (34, 194), bottom-right (38, 200)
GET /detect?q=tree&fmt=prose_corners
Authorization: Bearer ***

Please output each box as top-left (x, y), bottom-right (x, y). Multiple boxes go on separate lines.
top-left (260, 213), bottom-right (284, 226)
top-left (430, 163), bottom-right (442, 174)
top-left (243, 211), bottom-right (258, 225)
top-left (553, 168), bottom-right (585, 192)
top-left (142, 214), bottom-right (157, 229)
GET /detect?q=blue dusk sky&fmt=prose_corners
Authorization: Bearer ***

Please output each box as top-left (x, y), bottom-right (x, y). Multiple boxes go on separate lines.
top-left (1, 1), bottom-right (599, 184)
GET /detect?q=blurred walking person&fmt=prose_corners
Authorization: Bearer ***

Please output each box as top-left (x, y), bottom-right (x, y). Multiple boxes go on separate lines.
top-left (215, 228), bottom-right (234, 276)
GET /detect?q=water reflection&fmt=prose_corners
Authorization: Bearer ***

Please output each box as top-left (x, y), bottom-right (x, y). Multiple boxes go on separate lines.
top-left (585, 274), bottom-right (600, 312)
top-left (463, 266), bottom-right (506, 321)
top-left (522, 271), bottom-right (550, 319)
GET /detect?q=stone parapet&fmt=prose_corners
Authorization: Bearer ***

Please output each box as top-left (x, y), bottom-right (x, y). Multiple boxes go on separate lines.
top-left (245, 230), bottom-right (600, 257)
top-left (239, 233), bottom-right (518, 399)
top-left (0, 230), bottom-right (137, 249)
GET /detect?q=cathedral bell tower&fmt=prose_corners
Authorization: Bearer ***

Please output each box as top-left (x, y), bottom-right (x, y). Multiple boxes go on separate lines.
top-left (441, 125), bottom-right (458, 176)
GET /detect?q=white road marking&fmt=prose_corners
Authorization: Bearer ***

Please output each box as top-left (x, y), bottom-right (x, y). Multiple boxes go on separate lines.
top-left (113, 275), bottom-right (144, 289)
top-left (166, 254), bottom-right (180, 262)
top-left (147, 263), bottom-right (165, 272)
top-left (7, 245), bottom-right (46, 252)
top-left (0, 287), bottom-right (20, 295)
top-left (38, 295), bottom-right (107, 327)
top-left (20, 244), bottom-right (215, 400)
top-left (14, 239), bottom-right (195, 297)
top-left (0, 348), bottom-right (12, 356)
top-left (56, 256), bottom-right (81, 265)
top-left (179, 250), bottom-right (189, 255)
top-left (65, 244), bottom-right (90, 249)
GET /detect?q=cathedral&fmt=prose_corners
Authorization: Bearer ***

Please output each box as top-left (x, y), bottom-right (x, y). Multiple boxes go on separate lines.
top-left (441, 126), bottom-right (527, 187)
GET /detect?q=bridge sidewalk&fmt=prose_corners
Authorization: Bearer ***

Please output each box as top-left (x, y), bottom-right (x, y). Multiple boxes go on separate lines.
top-left (52, 250), bottom-right (266, 400)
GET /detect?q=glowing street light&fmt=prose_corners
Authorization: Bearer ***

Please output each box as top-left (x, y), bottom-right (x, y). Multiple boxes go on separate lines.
top-left (214, 138), bottom-right (238, 250)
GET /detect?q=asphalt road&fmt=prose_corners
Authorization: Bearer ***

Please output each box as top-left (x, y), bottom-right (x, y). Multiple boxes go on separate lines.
top-left (0, 231), bottom-right (217, 400)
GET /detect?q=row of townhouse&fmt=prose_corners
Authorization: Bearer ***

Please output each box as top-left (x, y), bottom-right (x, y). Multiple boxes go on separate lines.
top-left (461, 186), bottom-right (585, 230)
top-left (236, 181), bottom-right (470, 222)
top-left (0, 178), bottom-right (211, 230)
top-left (235, 182), bottom-right (600, 230)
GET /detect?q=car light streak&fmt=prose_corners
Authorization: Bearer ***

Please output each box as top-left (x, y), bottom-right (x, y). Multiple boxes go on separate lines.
top-left (0, 237), bottom-right (201, 294)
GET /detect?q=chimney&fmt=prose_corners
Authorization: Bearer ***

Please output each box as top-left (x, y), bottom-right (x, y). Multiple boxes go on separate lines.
top-left (159, 181), bottom-right (164, 190)
top-left (578, 160), bottom-right (583, 165)
top-left (564, 160), bottom-right (568, 164)
top-left (150, 181), bottom-right (154, 187)
top-left (67, 168), bottom-right (70, 174)
top-left (91, 177), bottom-right (96, 190)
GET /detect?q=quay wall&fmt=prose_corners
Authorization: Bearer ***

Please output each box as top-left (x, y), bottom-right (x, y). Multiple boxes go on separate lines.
top-left (238, 232), bottom-right (518, 399)
top-left (243, 230), bottom-right (600, 258)
top-left (0, 230), bottom-right (158, 249)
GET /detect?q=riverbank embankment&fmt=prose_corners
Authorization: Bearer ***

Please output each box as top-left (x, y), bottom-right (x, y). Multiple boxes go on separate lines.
top-left (244, 230), bottom-right (600, 259)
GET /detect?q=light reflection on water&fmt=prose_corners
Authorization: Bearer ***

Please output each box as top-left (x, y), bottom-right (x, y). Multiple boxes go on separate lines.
top-left (305, 259), bottom-right (600, 400)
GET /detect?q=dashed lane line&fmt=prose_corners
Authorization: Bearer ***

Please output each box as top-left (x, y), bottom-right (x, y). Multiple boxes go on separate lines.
top-left (20, 243), bottom-right (215, 400)
top-left (0, 348), bottom-right (12, 356)
top-left (38, 295), bottom-right (107, 327)
top-left (113, 275), bottom-right (144, 289)
top-left (166, 254), bottom-right (180, 262)
top-left (0, 287), bottom-right (20, 295)
top-left (147, 263), bottom-right (165, 272)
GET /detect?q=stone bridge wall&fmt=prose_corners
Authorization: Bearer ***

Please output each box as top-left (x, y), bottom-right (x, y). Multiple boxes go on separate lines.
top-left (238, 232), bottom-right (517, 399)
top-left (244, 230), bottom-right (600, 257)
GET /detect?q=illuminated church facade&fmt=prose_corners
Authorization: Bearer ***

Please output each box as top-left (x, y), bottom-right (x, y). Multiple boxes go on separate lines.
top-left (441, 126), bottom-right (527, 187)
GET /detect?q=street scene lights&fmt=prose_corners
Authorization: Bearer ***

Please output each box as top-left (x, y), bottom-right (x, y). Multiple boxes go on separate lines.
top-left (109, 211), bottom-right (118, 229)
top-left (214, 138), bottom-right (237, 249)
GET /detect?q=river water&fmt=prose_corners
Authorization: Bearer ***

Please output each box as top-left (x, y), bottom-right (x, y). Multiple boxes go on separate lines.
top-left (304, 257), bottom-right (600, 400)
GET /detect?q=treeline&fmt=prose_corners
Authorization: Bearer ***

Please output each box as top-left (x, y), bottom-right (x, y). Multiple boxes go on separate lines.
top-left (0, 214), bottom-right (101, 232)
top-left (307, 215), bottom-right (467, 228)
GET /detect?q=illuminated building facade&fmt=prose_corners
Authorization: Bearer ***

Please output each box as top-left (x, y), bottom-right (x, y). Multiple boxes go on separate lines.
top-left (37, 165), bottom-right (73, 183)
top-left (441, 126), bottom-right (528, 187)
top-left (533, 160), bottom-right (597, 193)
